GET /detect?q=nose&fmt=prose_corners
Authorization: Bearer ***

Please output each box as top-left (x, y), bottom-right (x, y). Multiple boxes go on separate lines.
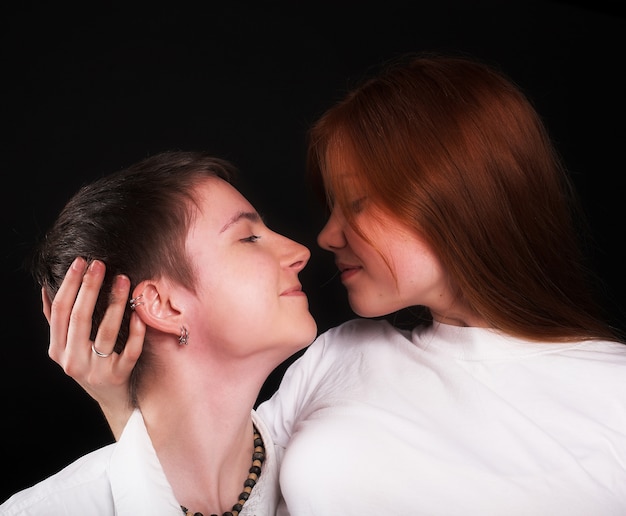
top-left (317, 207), bottom-right (346, 251)
top-left (280, 234), bottom-right (311, 272)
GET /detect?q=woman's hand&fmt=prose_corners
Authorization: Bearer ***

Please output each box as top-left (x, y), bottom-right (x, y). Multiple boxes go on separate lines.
top-left (43, 257), bottom-right (145, 440)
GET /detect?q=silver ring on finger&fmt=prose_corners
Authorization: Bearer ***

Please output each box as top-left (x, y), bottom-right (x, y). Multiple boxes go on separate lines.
top-left (91, 343), bottom-right (113, 358)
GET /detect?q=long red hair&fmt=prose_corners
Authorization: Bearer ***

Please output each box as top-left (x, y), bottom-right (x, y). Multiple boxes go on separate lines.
top-left (308, 53), bottom-right (621, 342)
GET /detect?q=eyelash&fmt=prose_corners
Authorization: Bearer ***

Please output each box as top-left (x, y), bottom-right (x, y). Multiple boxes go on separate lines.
top-left (241, 235), bottom-right (261, 243)
top-left (351, 197), bottom-right (367, 213)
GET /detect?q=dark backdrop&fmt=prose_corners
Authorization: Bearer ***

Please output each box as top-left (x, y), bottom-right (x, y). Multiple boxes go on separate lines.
top-left (2, 0), bottom-right (624, 502)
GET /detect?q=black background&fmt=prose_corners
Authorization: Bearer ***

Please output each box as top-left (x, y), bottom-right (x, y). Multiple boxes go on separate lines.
top-left (2, 0), bottom-right (625, 502)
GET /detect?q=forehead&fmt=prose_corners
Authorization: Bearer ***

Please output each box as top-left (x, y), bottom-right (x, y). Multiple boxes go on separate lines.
top-left (192, 177), bottom-right (255, 227)
top-left (324, 142), bottom-right (370, 204)
top-left (195, 177), bottom-right (249, 206)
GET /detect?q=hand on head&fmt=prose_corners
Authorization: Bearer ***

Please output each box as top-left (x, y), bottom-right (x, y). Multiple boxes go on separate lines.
top-left (44, 256), bottom-right (144, 438)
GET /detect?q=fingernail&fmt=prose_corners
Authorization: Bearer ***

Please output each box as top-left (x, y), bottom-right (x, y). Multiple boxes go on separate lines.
top-left (71, 257), bottom-right (87, 271)
top-left (114, 274), bottom-right (130, 289)
top-left (88, 260), bottom-right (104, 273)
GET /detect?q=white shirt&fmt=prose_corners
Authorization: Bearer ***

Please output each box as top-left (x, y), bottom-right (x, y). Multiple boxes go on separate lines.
top-left (1, 409), bottom-right (279, 516)
top-left (258, 318), bottom-right (626, 515)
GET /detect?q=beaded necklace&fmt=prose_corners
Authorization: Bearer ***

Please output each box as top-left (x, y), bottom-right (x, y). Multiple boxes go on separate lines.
top-left (180, 425), bottom-right (265, 516)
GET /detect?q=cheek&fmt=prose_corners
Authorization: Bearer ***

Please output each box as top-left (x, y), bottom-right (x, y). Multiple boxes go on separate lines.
top-left (198, 290), bottom-right (278, 346)
top-left (368, 254), bottom-right (397, 286)
top-left (196, 261), bottom-right (271, 311)
top-left (374, 233), bottom-right (440, 285)
top-left (356, 235), bottom-right (397, 277)
top-left (396, 247), bottom-right (448, 297)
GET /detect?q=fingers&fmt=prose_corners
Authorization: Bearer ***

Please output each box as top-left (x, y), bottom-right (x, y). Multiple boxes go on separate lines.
top-left (63, 260), bottom-right (107, 364)
top-left (48, 257), bottom-right (127, 371)
top-left (42, 257), bottom-right (141, 426)
top-left (47, 257), bottom-right (92, 365)
top-left (109, 311), bottom-right (146, 387)
top-left (42, 287), bottom-right (52, 324)
top-left (88, 275), bottom-right (143, 387)
top-left (92, 273), bottom-right (132, 357)
top-left (124, 312), bottom-right (146, 364)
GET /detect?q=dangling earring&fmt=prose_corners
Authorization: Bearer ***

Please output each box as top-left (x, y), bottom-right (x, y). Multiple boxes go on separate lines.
top-left (178, 325), bottom-right (189, 345)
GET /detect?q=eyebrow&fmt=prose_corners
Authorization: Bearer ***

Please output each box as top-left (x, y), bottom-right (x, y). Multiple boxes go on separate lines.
top-left (219, 211), bottom-right (261, 233)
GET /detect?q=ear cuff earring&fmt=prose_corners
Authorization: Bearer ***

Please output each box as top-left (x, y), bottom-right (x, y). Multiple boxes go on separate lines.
top-left (129, 294), bottom-right (144, 310)
top-left (129, 294), bottom-right (188, 345)
top-left (179, 326), bottom-right (189, 345)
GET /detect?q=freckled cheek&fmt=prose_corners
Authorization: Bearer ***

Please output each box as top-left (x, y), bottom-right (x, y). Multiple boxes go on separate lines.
top-left (359, 258), bottom-right (396, 297)
top-left (402, 258), bottom-right (447, 299)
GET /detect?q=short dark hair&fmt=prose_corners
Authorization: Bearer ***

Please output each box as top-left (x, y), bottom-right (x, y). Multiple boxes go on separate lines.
top-left (32, 150), bottom-right (237, 355)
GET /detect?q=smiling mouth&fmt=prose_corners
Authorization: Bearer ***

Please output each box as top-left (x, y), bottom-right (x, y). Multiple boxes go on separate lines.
top-left (339, 264), bottom-right (362, 281)
top-left (280, 285), bottom-right (306, 296)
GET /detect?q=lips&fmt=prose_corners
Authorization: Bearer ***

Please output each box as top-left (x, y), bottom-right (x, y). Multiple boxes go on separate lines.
top-left (337, 262), bottom-right (361, 272)
top-left (337, 262), bottom-right (362, 281)
top-left (280, 284), bottom-right (306, 296)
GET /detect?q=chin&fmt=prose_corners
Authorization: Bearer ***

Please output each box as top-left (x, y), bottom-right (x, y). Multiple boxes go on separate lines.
top-left (348, 301), bottom-right (388, 319)
top-left (298, 317), bottom-right (318, 345)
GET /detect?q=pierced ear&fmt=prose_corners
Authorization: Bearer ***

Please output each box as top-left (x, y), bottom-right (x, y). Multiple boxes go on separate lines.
top-left (131, 280), bottom-right (184, 337)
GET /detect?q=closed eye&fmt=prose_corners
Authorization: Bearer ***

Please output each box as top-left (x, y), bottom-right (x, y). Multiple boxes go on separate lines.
top-left (351, 196), bottom-right (367, 213)
top-left (240, 235), bottom-right (261, 243)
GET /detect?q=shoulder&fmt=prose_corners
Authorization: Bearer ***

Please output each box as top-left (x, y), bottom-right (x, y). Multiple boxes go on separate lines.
top-left (278, 318), bottom-right (410, 375)
top-left (316, 317), bottom-right (403, 346)
top-left (558, 339), bottom-right (626, 375)
top-left (573, 339), bottom-right (626, 358)
top-left (263, 318), bottom-right (400, 398)
top-left (0, 445), bottom-right (115, 514)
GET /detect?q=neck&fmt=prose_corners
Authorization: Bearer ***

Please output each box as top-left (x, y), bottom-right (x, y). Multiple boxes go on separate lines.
top-left (429, 293), bottom-right (488, 328)
top-left (431, 311), bottom-right (487, 327)
top-left (138, 350), bottom-right (271, 515)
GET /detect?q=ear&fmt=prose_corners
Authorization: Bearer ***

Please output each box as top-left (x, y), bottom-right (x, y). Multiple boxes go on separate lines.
top-left (131, 280), bottom-right (185, 339)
